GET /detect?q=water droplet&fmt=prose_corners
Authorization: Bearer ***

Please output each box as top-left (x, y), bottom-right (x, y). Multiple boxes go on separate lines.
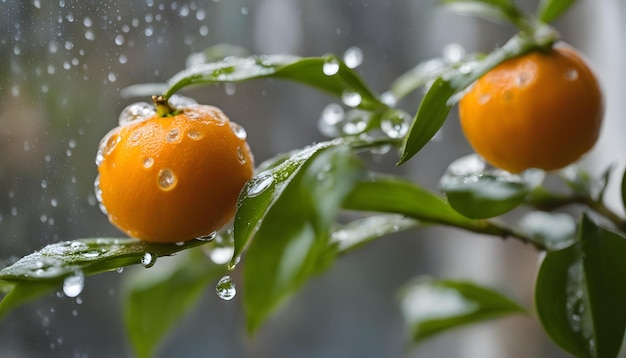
top-left (186, 129), bottom-right (204, 140)
top-left (118, 102), bottom-right (155, 126)
top-left (63, 271), bottom-right (85, 298)
top-left (169, 95), bottom-right (197, 109)
top-left (516, 72), bottom-right (531, 87)
top-left (380, 91), bottom-right (397, 107)
top-left (247, 174), bottom-right (274, 197)
top-left (232, 147), bottom-right (246, 166)
top-left (96, 129), bottom-right (121, 166)
top-left (216, 275), bottom-right (236, 300)
top-left (322, 57), bottom-right (340, 76)
top-left (241, 7), bottom-right (249, 15)
top-left (196, 232), bottom-right (217, 241)
top-left (83, 251), bottom-right (100, 258)
top-left (230, 122), bottom-right (247, 140)
top-left (84, 30), bottom-right (95, 41)
top-left (343, 47), bottom-right (363, 69)
top-left (320, 103), bottom-right (344, 126)
top-left (565, 68), bottom-right (578, 81)
top-left (142, 157), bottom-right (154, 169)
top-left (442, 43), bottom-right (465, 63)
top-left (141, 252), bottom-right (157, 268)
top-left (341, 110), bottom-right (369, 135)
top-left (166, 128), bottom-right (180, 143)
top-left (224, 83), bottom-right (236, 95)
top-left (157, 168), bottom-right (177, 191)
top-left (341, 91), bottom-right (362, 107)
top-left (209, 246), bottom-right (234, 265)
top-left (380, 110), bottom-right (410, 139)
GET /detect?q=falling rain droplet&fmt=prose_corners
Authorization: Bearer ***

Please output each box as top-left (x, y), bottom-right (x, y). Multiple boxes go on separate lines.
top-left (141, 252), bottom-right (157, 268)
top-left (157, 168), bottom-right (177, 191)
top-left (216, 275), bottom-right (236, 300)
top-left (230, 122), bottom-right (247, 140)
top-left (118, 102), bottom-right (155, 126)
top-left (63, 271), bottom-right (85, 298)
top-left (341, 91), bottom-right (362, 108)
top-left (322, 57), bottom-right (340, 76)
top-left (343, 47), bottom-right (363, 69)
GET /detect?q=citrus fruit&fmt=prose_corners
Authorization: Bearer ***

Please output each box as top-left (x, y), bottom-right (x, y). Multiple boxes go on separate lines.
top-left (458, 44), bottom-right (603, 173)
top-left (95, 95), bottom-right (254, 243)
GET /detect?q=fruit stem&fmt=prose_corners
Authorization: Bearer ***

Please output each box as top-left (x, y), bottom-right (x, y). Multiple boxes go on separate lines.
top-left (152, 95), bottom-right (176, 117)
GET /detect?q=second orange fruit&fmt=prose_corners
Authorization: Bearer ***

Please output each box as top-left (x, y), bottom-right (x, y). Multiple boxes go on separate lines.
top-left (96, 96), bottom-right (254, 243)
top-left (458, 44), bottom-right (603, 173)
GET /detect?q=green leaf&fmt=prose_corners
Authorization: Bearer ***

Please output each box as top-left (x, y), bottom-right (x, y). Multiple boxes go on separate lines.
top-left (0, 238), bottom-right (208, 320)
top-left (242, 145), bottom-right (362, 332)
top-left (397, 27), bottom-right (558, 165)
top-left (331, 215), bottom-right (421, 254)
top-left (536, 0), bottom-right (577, 23)
top-left (440, 154), bottom-right (545, 219)
top-left (342, 174), bottom-right (476, 229)
top-left (440, 0), bottom-right (532, 30)
top-left (400, 277), bottom-right (525, 343)
top-left (164, 55), bottom-right (385, 112)
top-left (535, 214), bottom-right (626, 357)
top-left (123, 249), bottom-right (224, 358)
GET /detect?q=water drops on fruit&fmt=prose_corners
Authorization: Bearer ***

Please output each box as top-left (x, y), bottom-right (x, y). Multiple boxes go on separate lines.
top-left (236, 146), bottom-right (247, 164)
top-left (96, 129), bottom-right (121, 166)
top-left (380, 110), bottom-right (411, 139)
top-left (322, 57), bottom-right (340, 76)
top-left (229, 122), bottom-right (247, 140)
top-left (166, 128), bottom-right (181, 143)
top-left (157, 168), bottom-right (177, 191)
top-left (140, 252), bottom-right (157, 268)
top-left (118, 102), bottom-right (155, 126)
top-left (186, 129), bottom-right (204, 141)
top-left (565, 68), bottom-right (578, 81)
top-left (142, 157), bottom-right (154, 169)
top-left (216, 275), bottom-right (236, 300)
top-left (343, 46), bottom-right (363, 69)
top-left (341, 91), bottom-right (362, 108)
top-left (63, 271), bottom-right (85, 298)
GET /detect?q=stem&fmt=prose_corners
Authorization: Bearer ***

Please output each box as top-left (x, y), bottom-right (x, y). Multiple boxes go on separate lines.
top-left (583, 198), bottom-right (626, 232)
top-left (152, 95), bottom-right (176, 117)
top-left (455, 219), bottom-right (546, 251)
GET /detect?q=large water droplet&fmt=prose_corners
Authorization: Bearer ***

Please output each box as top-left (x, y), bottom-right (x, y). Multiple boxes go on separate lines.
top-left (141, 252), bottom-right (157, 268)
top-left (157, 168), bottom-right (177, 191)
top-left (216, 275), bottom-right (236, 300)
top-left (230, 122), bottom-right (247, 140)
top-left (96, 129), bottom-right (121, 166)
top-left (63, 271), bottom-right (85, 298)
top-left (343, 47), bottom-right (363, 69)
top-left (341, 91), bottom-right (362, 107)
top-left (118, 102), bottom-right (155, 126)
top-left (322, 57), bottom-right (340, 76)
top-left (380, 110), bottom-right (410, 139)
top-left (247, 174), bottom-right (274, 197)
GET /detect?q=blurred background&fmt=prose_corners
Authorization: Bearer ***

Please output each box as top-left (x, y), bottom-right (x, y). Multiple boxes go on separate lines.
top-left (0, 0), bottom-right (623, 357)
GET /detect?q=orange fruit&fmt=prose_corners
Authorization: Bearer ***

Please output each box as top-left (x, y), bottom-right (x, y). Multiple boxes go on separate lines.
top-left (95, 96), bottom-right (254, 243)
top-left (458, 44), bottom-right (603, 173)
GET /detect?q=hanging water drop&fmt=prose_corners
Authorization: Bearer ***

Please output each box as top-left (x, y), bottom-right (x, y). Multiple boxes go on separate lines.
top-left (230, 122), bottom-right (247, 140)
top-left (442, 43), bottom-right (465, 63)
top-left (196, 231), bottom-right (217, 241)
top-left (63, 271), bottom-right (85, 298)
top-left (322, 57), bottom-right (340, 76)
top-left (141, 252), bottom-right (157, 268)
top-left (216, 275), bottom-right (236, 300)
top-left (341, 91), bottom-right (362, 107)
top-left (380, 110), bottom-right (410, 139)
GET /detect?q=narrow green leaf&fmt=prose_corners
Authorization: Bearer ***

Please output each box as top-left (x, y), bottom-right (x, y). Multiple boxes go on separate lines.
top-left (163, 55), bottom-right (385, 112)
top-left (0, 238), bottom-right (208, 320)
top-left (536, 214), bottom-right (626, 358)
top-left (331, 215), bottom-right (421, 254)
top-left (400, 277), bottom-right (525, 343)
top-left (243, 145), bottom-right (362, 332)
top-left (440, 154), bottom-right (545, 219)
top-left (536, 0), bottom-right (577, 23)
top-left (440, 0), bottom-right (533, 31)
top-left (342, 175), bottom-right (476, 229)
top-left (397, 27), bottom-right (558, 165)
top-left (232, 140), bottom-right (343, 266)
top-left (123, 249), bottom-right (224, 358)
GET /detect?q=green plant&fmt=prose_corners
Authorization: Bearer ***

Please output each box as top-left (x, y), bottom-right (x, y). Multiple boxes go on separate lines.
top-left (1, 1), bottom-right (624, 357)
